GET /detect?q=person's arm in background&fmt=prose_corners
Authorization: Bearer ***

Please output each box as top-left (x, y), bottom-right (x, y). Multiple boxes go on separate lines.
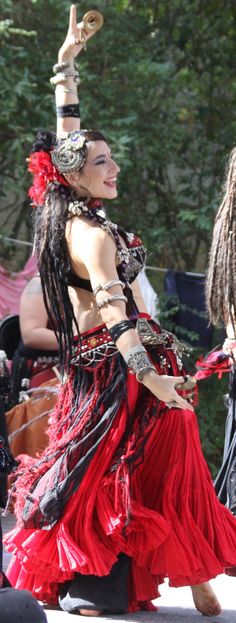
top-left (19, 276), bottom-right (58, 350)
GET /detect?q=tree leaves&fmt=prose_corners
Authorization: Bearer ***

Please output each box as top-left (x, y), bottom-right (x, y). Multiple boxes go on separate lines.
top-left (1, 0), bottom-right (236, 271)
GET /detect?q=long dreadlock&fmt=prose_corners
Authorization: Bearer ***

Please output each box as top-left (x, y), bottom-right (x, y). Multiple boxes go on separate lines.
top-left (33, 181), bottom-right (76, 372)
top-left (206, 147), bottom-right (236, 330)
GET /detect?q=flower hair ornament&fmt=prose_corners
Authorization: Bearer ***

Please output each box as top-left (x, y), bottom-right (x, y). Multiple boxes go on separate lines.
top-left (51, 131), bottom-right (87, 173)
top-left (28, 150), bottom-right (70, 207)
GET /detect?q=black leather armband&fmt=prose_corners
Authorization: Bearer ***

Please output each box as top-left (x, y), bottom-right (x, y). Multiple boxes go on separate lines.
top-left (56, 104), bottom-right (80, 118)
top-left (109, 320), bottom-right (134, 343)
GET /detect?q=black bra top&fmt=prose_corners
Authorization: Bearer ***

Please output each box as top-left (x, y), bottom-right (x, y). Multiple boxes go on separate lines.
top-left (67, 274), bottom-right (93, 291)
top-left (67, 228), bottom-right (146, 291)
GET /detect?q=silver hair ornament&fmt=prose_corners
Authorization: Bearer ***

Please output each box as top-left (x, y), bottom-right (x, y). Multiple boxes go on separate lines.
top-left (51, 131), bottom-right (87, 173)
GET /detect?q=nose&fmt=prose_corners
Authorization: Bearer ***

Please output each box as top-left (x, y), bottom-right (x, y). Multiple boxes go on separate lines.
top-left (111, 159), bottom-right (120, 174)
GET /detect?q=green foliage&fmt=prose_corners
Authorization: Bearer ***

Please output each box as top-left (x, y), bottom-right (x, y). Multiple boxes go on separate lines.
top-left (1, 0), bottom-right (236, 270)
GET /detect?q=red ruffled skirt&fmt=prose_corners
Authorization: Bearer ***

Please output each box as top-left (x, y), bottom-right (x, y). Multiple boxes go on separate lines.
top-left (4, 314), bottom-right (236, 611)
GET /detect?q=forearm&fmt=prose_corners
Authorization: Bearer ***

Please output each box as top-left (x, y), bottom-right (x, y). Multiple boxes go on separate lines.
top-left (52, 5), bottom-right (101, 137)
top-left (99, 304), bottom-right (157, 383)
top-left (104, 314), bottom-right (191, 407)
top-left (55, 54), bottom-right (80, 136)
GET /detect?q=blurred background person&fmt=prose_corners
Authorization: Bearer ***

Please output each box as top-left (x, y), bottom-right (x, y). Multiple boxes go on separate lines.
top-left (206, 147), bottom-right (236, 515)
top-left (1, 275), bottom-right (59, 460)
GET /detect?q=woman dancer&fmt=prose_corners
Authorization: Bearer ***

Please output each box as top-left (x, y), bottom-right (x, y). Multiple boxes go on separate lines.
top-left (5, 5), bottom-right (236, 617)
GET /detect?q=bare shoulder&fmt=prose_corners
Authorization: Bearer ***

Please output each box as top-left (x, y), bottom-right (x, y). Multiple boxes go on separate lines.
top-left (23, 275), bottom-right (42, 297)
top-left (68, 217), bottom-right (116, 261)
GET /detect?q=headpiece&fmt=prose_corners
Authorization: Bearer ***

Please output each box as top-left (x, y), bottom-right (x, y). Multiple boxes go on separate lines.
top-left (51, 131), bottom-right (87, 173)
top-left (28, 150), bottom-right (69, 207)
top-left (28, 130), bottom-right (104, 207)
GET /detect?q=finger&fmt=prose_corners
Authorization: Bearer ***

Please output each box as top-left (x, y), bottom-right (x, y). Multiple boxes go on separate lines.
top-left (173, 376), bottom-right (186, 385)
top-left (69, 4), bottom-right (77, 31)
top-left (176, 396), bottom-right (194, 411)
top-left (172, 389), bottom-right (194, 410)
top-left (166, 398), bottom-right (194, 411)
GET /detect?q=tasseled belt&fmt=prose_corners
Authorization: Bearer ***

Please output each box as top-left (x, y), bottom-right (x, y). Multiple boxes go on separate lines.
top-left (70, 314), bottom-right (186, 368)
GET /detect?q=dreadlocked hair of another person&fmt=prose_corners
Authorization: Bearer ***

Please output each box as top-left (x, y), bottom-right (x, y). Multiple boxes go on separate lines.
top-left (206, 147), bottom-right (236, 330)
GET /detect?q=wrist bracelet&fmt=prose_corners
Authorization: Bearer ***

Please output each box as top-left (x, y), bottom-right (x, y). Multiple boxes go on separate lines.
top-left (56, 104), bottom-right (80, 118)
top-left (50, 72), bottom-right (80, 86)
top-left (123, 344), bottom-right (156, 382)
top-left (53, 61), bottom-right (70, 74)
top-left (136, 365), bottom-right (157, 383)
top-left (53, 61), bottom-right (79, 74)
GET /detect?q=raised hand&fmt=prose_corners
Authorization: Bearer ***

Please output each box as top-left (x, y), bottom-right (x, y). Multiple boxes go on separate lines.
top-left (58, 4), bottom-right (99, 63)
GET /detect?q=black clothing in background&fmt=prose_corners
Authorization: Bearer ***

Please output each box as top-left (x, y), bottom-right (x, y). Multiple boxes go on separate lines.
top-left (164, 270), bottom-right (213, 348)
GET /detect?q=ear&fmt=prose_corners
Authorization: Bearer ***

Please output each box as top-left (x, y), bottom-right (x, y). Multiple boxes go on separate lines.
top-left (63, 171), bottom-right (80, 185)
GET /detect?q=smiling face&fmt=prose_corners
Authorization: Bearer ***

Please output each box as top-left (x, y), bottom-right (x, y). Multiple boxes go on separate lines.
top-left (65, 140), bottom-right (120, 199)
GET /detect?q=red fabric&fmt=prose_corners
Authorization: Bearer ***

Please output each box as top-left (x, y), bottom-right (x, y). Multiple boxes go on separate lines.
top-left (5, 395), bottom-right (236, 605)
top-left (4, 319), bottom-right (236, 610)
top-left (195, 350), bottom-right (231, 380)
top-left (29, 365), bottom-right (58, 389)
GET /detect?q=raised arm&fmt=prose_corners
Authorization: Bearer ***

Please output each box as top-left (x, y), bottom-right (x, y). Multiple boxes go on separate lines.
top-left (52, 4), bottom-right (99, 137)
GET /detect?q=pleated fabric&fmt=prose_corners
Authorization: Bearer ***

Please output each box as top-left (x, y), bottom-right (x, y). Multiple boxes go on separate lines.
top-left (4, 316), bottom-right (236, 612)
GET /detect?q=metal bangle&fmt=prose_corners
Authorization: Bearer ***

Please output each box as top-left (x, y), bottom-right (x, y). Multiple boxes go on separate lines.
top-left (96, 294), bottom-right (127, 310)
top-left (93, 280), bottom-right (125, 296)
top-left (123, 345), bottom-right (157, 381)
top-left (123, 345), bottom-right (146, 365)
top-left (53, 61), bottom-right (70, 74)
top-left (50, 72), bottom-right (80, 86)
top-left (53, 61), bottom-right (79, 75)
top-left (136, 365), bottom-right (157, 383)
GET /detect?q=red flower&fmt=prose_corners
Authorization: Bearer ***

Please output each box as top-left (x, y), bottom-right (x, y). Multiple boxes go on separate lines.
top-left (28, 150), bottom-right (69, 207)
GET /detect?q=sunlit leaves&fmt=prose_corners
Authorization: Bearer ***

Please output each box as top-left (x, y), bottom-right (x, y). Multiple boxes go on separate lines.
top-left (1, 0), bottom-right (236, 271)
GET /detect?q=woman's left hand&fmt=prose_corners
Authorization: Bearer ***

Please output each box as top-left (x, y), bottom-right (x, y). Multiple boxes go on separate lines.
top-left (58, 4), bottom-right (97, 63)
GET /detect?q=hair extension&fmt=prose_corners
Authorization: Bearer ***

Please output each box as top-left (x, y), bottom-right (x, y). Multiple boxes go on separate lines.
top-left (33, 183), bottom-right (79, 373)
top-left (206, 147), bottom-right (236, 330)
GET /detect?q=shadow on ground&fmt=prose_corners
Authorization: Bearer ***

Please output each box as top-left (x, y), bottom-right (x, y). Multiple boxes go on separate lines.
top-left (43, 606), bottom-right (236, 623)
